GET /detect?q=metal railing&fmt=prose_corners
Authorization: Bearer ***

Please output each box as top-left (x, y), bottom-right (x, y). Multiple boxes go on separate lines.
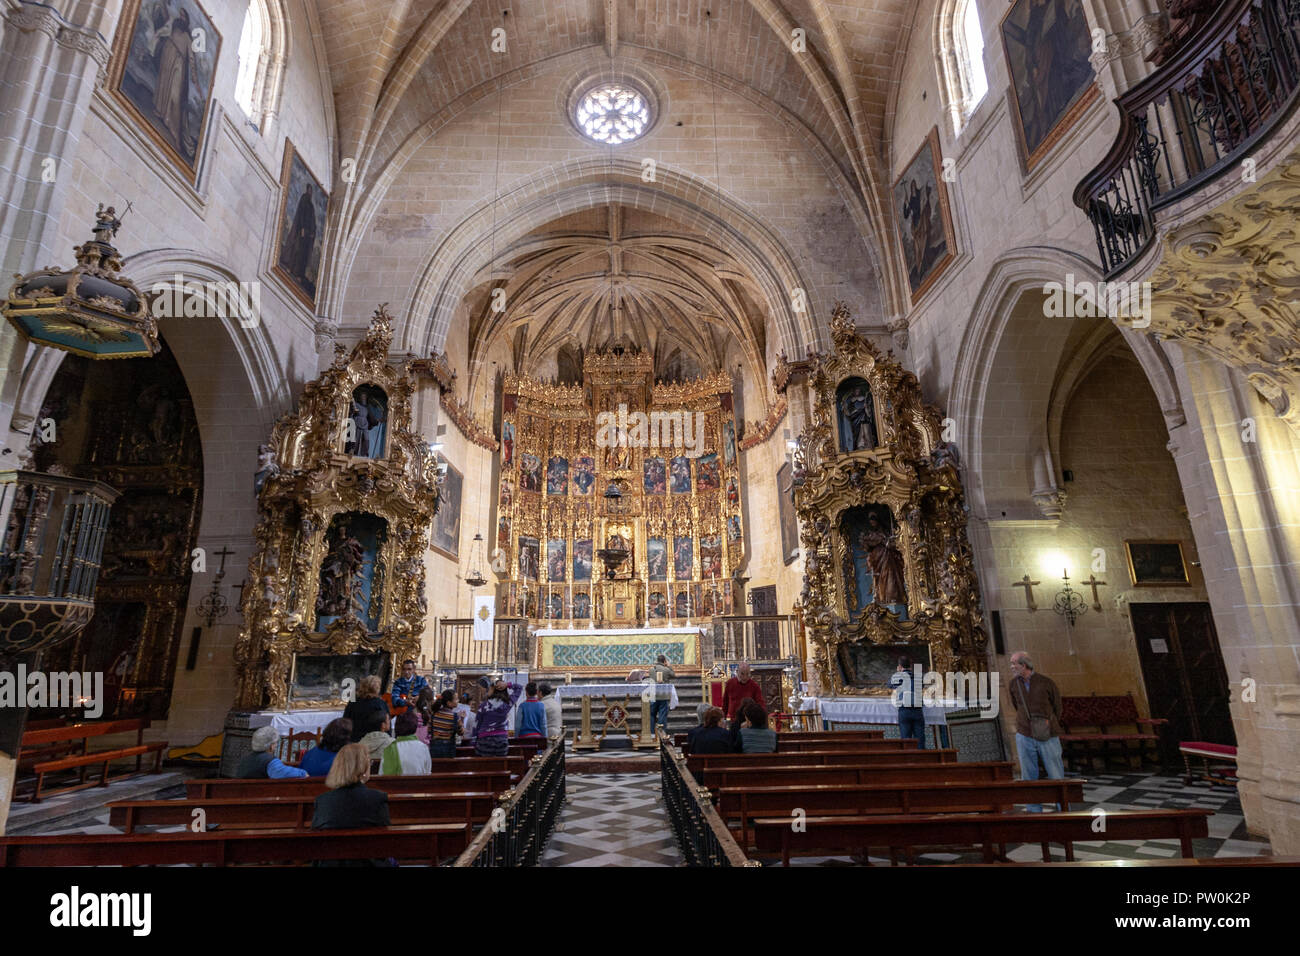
top-left (451, 742), bottom-right (566, 867)
top-left (1075, 0), bottom-right (1300, 277)
top-left (707, 614), bottom-right (799, 665)
top-left (435, 616), bottom-right (532, 668)
top-left (658, 732), bottom-right (756, 866)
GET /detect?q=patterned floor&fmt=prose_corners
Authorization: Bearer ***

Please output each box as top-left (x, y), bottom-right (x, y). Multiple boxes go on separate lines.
top-left (540, 773), bottom-right (681, 867)
top-left (786, 770), bottom-right (1272, 866)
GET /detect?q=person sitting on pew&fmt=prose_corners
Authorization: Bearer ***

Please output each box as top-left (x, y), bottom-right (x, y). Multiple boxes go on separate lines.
top-left (380, 711), bottom-right (431, 775)
top-left (344, 675), bottom-right (390, 741)
top-left (689, 707), bottom-right (736, 754)
top-left (390, 658), bottom-right (430, 711)
top-left (360, 727), bottom-right (393, 775)
top-left (734, 700), bottom-right (778, 754)
top-left (475, 679), bottom-right (524, 757)
top-left (236, 726), bottom-right (310, 779)
top-left (426, 689), bottom-right (462, 759)
top-left (515, 682), bottom-right (547, 741)
top-left (312, 743), bottom-right (394, 866)
top-left (299, 717), bottom-right (353, 777)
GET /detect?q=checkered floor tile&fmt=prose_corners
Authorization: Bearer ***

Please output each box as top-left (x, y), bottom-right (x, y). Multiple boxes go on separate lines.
top-left (540, 774), bottom-right (680, 867)
top-left (785, 770), bottom-right (1271, 867)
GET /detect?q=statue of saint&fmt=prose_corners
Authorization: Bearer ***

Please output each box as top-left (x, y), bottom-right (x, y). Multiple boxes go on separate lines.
top-left (862, 513), bottom-right (906, 606)
top-left (254, 443), bottom-right (279, 494)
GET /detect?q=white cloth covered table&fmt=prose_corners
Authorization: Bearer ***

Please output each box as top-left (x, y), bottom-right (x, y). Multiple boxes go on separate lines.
top-left (255, 710), bottom-right (345, 734)
top-left (816, 696), bottom-right (960, 726)
top-left (555, 682), bottom-right (679, 709)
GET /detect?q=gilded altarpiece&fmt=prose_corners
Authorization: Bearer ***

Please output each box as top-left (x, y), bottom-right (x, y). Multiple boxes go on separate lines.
top-left (497, 349), bottom-right (744, 628)
top-left (233, 308), bottom-right (441, 710)
top-left (795, 305), bottom-right (987, 696)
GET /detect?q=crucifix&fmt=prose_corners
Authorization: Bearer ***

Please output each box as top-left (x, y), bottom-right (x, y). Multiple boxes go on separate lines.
top-left (1083, 574), bottom-right (1107, 611)
top-left (212, 546), bottom-right (236, 578)
top-left (1012, 574), bottom-right (1040, 611)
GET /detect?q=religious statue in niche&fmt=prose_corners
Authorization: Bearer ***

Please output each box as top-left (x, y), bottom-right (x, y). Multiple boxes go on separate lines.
top-left (315, 512), bottom-right (387, 631)
top-left (605, 441), bottom-right (632, 472)
top-left (254, 443), bottom-right (279, 494)
top-left (837, 377), bottom-right (878, 452)
top-left (345, 384), bottom-right (388, 458)
top-left (842, 504), bottom-right (907, 620)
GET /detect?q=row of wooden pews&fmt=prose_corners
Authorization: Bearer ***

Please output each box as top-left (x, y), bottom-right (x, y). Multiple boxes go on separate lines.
top-left (0, 743), bottom-right (551, 867)
top-left (685, 731), bottom-right (1214, 866)
top-left (15, 718), bottom-right (167, 803)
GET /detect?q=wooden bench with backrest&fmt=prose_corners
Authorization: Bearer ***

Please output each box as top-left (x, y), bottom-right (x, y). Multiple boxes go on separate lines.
top-left (750, 808), bottom-right (1212, 866)
top-left (769, 737), bottom-right (919, 753)
top-left (278, 728), bottom-right (321, 766)
top-left (717, 778), bottom-right (1086, 847)
top-left (108, 790), bottom-right (498, 833)
top-left (1059, 693), bottom-right (1168, 770)
top-left (698, 760), bottom-right (1015, 792)
top-left (19, 717), bottom-right (150, 768)
top-left (17, 718), bottom-right (167, 803)
top-left (187, 770), bottom-right (513, 801)
top-left (455, 740), bottom-right (545, 758)
top-left (0, 824), bottom-right (470, 867)
top-left (672, 729), bottom-right (885, 750)
top-left (688, 748), bottom-right (956, 776)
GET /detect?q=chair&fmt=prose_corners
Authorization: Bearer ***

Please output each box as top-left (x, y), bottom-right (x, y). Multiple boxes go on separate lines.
top-left (278, 728), bottom-right (321, 766)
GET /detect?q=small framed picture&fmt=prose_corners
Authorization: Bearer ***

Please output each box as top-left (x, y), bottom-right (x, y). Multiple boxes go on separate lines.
top-left (1125, 540), bottom-right (1191, 587)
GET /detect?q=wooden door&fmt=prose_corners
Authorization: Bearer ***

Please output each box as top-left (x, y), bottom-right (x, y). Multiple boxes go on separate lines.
top-left (1130, 602), bottom-right (1234, 762)
top-left (751, 585), bottom-right (780, 659)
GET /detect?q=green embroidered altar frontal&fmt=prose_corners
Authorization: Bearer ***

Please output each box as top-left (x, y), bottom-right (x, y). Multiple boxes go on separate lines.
top-left (536, 627), bottom-right (701, 669)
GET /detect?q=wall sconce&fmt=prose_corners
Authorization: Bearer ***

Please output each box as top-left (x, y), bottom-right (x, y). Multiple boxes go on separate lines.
top-left (1053, 570), bottom-right (1087, 626)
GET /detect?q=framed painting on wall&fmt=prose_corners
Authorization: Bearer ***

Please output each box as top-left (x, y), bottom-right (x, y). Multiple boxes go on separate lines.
top-left (1000, 0), bottom-right (1100, 171)
top-left (892, 127), bottom-right (956, 302)
top-left (1125, 540), bottom-right (1191, 587)
top-left (430, 462), bottom-right (462, 559)
top-left (273, 141), bottom-right (330, 308)
top-left (109, 0), bottom-right (222, 184)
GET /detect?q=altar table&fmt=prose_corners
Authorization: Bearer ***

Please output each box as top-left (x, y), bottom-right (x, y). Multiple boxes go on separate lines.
top-left (533, 626), bottom-right (701, 670)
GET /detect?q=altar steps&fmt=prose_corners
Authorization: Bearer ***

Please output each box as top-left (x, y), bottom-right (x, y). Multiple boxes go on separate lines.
top-left (551, 677), bottom-right (707, 737)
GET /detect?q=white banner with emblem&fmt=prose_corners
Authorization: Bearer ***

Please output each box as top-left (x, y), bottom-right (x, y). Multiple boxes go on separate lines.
top-left (473, 595), bottom-right (495, 641)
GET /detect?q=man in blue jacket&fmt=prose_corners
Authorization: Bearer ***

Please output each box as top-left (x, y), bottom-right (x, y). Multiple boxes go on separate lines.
top-left (389, 658), bottom-right (429, 710)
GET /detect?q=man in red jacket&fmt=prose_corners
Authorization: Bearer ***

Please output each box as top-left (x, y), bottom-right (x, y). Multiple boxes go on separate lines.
top-left (722, 662), bottom-right (766, 721)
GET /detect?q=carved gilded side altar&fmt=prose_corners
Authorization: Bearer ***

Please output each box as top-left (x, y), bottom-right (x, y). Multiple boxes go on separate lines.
top-left (232, 307), bottom-right (441, 710)
top-left (796, 305), bottom-right (987, 696)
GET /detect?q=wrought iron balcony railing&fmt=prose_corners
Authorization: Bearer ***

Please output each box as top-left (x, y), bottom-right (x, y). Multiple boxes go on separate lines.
top-left (1075, 0), bottom-right (1300, 277)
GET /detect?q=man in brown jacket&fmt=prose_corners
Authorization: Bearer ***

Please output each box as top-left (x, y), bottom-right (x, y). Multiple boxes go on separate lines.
top-left (1007, 651), bottom-right (1065, 811)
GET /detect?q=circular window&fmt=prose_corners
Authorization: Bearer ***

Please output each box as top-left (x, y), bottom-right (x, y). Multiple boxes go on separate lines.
top-left (575, 85), bottom-right (651, 145)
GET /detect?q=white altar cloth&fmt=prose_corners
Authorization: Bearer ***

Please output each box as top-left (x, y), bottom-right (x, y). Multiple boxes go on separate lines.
top-left (556, 682), bottom-right (679, 709)
top-left (816, 696), bottom-right (961, 726)
top-left (254, 710), bottom-right (345, 734)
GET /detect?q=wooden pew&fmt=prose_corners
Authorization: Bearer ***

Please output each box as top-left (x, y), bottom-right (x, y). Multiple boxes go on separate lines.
top-left (455, 741), bottom-right (545, 758)
top-left (0, 824), bottom-right (470, 867)
top-left (109, 791), bottom-right (497, 833)
top-left (673, 730), bottom-right (885, 749)
top-left (425, 756), bottom-right (527, 777)
top-left (688, 749), bottom-right (957, 775)
top-left (751, 808), bottom-right (1212, 866)
top-left (17, 718), bottom-right (166, 802)
top-left (699, 761), bottom-right (1015, 791)
top-left (716, 778), bottom-right (1086, 847)
top-left (187, 771), bottom-right (512, 800)
top-left (774, 737), bottom-right (918, 753)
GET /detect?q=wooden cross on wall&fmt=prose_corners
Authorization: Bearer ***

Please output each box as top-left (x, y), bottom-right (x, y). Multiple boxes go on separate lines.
top-left (1012, 574), bottom-right (1040, 611)
top-left (1084, 574), bottom-right (1107, 611)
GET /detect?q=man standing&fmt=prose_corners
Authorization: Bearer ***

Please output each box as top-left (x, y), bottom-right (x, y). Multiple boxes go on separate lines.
top-left (539, 682), bottom-right (563, 747)
top-left (888, 655), bottom-right (927, 749)
top-left (649, 654), bottom-right (676, 734)
top-left (722, 662), bottom-right (766, 722)
top-left (1007, 651), bottom-right (1065, 811)
top-left (390, 659), bottom-right (429, 711)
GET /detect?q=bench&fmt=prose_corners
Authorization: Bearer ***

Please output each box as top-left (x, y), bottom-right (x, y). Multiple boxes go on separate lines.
top-left (698, 760), bottom-right (1015, 792)
top-left (717, 778), bottom-right (1086, 847)
top-left (688, 748), bottom-right (956, 775)
top-left (187, 770), bottom-right (513, 800)
top-left (760, 737), bottom-right (918, 753)
top-left (17, 717), bottom-right (153, 772)
top-left (108, 791), bottom-right (498, 833)
top-left (24, 737), bottom-right (167, 802)
top-left (751, 808), bottom-right (1212, 866)
top-left (673, 729), bottom-right (884, 753)
top-left (1178, 741), bottom-right (1238, 786)
top-left (0, 824), bottom-right (470, 867)
top-left (1059, 693), bottom-right (1167, 770)
top-left (455, 741), bottom-right (545, 758)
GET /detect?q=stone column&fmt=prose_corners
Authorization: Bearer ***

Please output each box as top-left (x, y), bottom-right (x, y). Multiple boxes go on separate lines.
top-left (1164, 344), bottom-right (1300, 854)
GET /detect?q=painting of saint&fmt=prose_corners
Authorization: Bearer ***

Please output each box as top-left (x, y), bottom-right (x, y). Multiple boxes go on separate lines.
top-left (572, 456), bottom-right (595, 494)
top-left (274, 143), bottom-right (330, 307)
top-left (519, 453), bottom-right (542, 492)
top-left (497, 516), bottom-right (510, 551)
top-left (499, 479), bottom-right (513, 510)
top-left (547, 539), bottom-right (566, 581)
top-left (649, 591), bottom-right (667, 619)
top-left (547, 594), bottom-right (563, 620)
top-left (572, 539), bottom-right (592, 581)
top-left (430, 462), bottom-right (462, 559)
top-left (674, 536), bottom-right (694, 580)
top-left (110, 0), bottom-right (221, 181)
top-left (546, 456), bottom-right (569, 495)
top-left (675, 590), bottom-right (690, 619)
top-left (643, 457), bottom-right (666, 494)
top-left (892, 128), bottom-right (955, 301)
top-left (700, 589), bottom-right (717, 617)
top-left (518, 536), bottom-right (539, 581)
top-left (344, 384), bottom-right (388, 458)
top-left (670, 456), bottom-right (691, 494)
top-left (572, 591), bottom-right (591, 619)
top-left (727, 514), bottom-right (743, 543)
top-left (646, 537), bottom-right (668, 581)
top-left (842, 505), bottom-right (907, 620)
top-left (1001, 0), bottom-right (1098, 169)
top-left (697, 453), bottom-right (720, 492)
top-left (836, 377), bottom-right (878, 452)
top-left (700, 535), bottom-right (722, 579)
top-left (501, 421), bottom-right (514, 467)
top-left (726, 476), bottom-right (740, 508)
top-left (777, 462), bottom-right (798, 565)
top-left (722, 421), bottom-right (737, 465)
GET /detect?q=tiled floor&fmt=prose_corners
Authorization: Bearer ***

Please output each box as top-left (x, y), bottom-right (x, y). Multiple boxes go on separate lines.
top-left (540, 773), bottom-right (681, 867)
